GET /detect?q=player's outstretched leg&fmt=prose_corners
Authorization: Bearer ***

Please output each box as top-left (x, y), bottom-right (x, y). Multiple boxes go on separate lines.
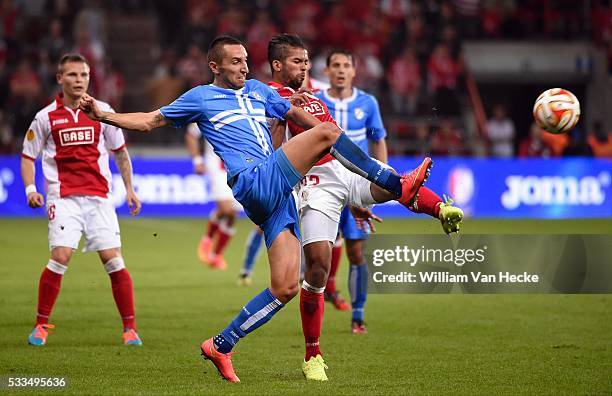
top-left (408, 187), bottom-right (464, 234)
top-left (238, 227), bottom-right (264, 286)
top-left (201, 230), bottom-right (301, 382)
top-left (281, 122), bottom-right (430, 205)
top-left (100, 251), bottom-right (141, 346)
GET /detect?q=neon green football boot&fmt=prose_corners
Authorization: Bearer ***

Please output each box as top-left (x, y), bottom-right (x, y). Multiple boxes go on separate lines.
top-left (438, 195), bottom-right (464, 234)
top-left (302, 354), bottom-right (329, 381)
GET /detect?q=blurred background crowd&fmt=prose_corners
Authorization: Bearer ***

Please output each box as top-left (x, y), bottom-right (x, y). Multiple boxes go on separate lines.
top-left (0, 0), bottom-right (610, 157)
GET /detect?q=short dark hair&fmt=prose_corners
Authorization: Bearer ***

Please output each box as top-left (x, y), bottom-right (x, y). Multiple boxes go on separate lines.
top-left (207, 35), bottom-right (244, 63)
top-left (57, 53), bottom-right (89, 73)
top-left (267, 33), bottom-right (306, 71)
top-left (326, 49), bottom-right (354, 67)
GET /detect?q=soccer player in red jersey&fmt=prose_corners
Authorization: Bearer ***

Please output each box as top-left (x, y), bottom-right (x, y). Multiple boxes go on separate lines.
top-left (21, 53), bottom-right (142, 346)
top-left (266, 34), bottom-right (460, 381)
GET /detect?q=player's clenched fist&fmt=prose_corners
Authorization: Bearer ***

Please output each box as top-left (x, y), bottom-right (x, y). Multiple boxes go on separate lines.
top-left (79, 94), bottom-right (104, 121)
top-left (26, 192), bottom-right (45, 208)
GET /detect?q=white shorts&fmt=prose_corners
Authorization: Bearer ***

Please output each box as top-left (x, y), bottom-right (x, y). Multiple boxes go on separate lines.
top-left (295, 159), bottom-right (374, 224)
top-left (300, 206), bottom-right (339, 246)
top-left (206, 153), bottom-right (242, 210)
top-left (46, 196), bottom-right (121, 252)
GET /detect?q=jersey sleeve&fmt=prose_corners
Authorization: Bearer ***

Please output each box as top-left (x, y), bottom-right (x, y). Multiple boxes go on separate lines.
top-left (262, 83), bottom-right (291, 120)
top-left (365, 96), bottom-right (386, 141)
top-left (101, 105), bottom-right (126, 151)
top-left (21, 115), bottom-right (48, 161)
top-left (160, 87), bottom-right (205, 128)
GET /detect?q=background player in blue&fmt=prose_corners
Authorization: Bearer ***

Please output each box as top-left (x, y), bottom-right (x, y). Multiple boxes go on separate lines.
top-left (317, 50), bottom-right (464, 334)
top-left (318, 50), bottom-right (394, 333)
top-left (79, 35), bottom-right (433, 382)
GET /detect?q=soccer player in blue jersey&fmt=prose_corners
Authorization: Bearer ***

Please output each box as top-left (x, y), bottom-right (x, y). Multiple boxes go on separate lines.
top-left (317, 50), bottom-right (464, 334)
top-left (79, 36), bottom-right (433, 382)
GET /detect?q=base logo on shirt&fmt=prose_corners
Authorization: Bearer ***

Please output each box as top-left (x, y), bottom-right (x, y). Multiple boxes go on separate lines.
top-left (59, 127), bottom-right (94, 146)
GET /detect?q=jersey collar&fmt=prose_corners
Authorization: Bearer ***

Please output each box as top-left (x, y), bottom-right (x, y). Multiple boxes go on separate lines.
top-left (323, 87), bottom-right (358, 104)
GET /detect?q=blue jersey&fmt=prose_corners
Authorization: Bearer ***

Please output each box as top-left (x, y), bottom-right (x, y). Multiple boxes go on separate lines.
top-left (160, 79), bottom-right (291, 179)
top-left (316, 88), bottom-right (386, 154)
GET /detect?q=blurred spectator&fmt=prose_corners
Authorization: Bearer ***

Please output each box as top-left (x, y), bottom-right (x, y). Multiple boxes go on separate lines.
top-left (318, 3), bottom-right (350, 48)
top-left (282, 0), bottom-right (320, 42)
top-left (380, 0), bottom-right (411, 27)
top-left (146, 65), bottom-right (185, 110)
top-left (431, 118), bottom-right (465, 156)
top-left (7, 58), bottom-right (42, 139)
top-left (518, 123), bottom-right (553, 158)
top-left (0, 110), bottom-right (13, 154)
top-left (388, 47), bottom-right (421, 115)
top-left (563, 128), bottom-right (593, 157)
top-left (540, 129), bottom-right (569, 157)
top-left (486, 104), bottom-right (515, 157)
top-left (98, 59), bottom-right (124, 111)
top-left (353, 44), bottom-right (384, 95)
top-left (40, 18), bottom-right (70, 64)
top-left (406, 122), bottom-right (432, 156)
top-left (176, 43), bottom-right (210, 88)
top-left (216, 5), bottom-right (248, 40)
top-left (427, 43), bottom-right (461, 116)
top-left (246, 11), bottom-right (279, 71)
top-left (588, 121), bottom-right (612, 157)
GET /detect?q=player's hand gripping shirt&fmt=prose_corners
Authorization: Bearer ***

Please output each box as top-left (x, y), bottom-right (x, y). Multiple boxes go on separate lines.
top-left (316, 88), bottom-right (386, 153)
top-left (267, 81), bottom-right (335, 164)
top-left (21, 94), bottom-right (126, 200)
top-left (160, 80), bottom-right (291, 180)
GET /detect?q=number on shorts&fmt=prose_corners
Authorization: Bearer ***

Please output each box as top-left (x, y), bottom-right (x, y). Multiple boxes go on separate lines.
top-left (48, 204), bottom-right (56, 220)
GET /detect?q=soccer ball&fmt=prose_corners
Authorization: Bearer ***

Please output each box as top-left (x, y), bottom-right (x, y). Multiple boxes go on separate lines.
top-left (533, 88), bottom-right (580, 134)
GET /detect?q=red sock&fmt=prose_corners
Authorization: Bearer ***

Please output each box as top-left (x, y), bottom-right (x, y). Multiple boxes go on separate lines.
top-left (36, 268), bottom-right (63, 325)
top-left (326, 241), bottom-right (343, 295)
top-left (205, 218), bottom-right (219, 239)
top-left (300, 288), bottom-right (325, 360)
top-left (214, 218), bottom-right (235, 256)
top-left (109, 269), bottom-right (136, 330)
top-left (411, 186), bottom-right (443, 218)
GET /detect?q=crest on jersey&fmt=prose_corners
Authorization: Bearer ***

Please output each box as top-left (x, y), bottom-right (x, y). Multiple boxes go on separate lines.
top-left (26, 129), bottom-right (35, 141)
top-left (251, 92), bottom-right (263, 101)
top-left (59, 126), bottom-right (94, 146)
top-left (354, 107), bottom-right (365, 120)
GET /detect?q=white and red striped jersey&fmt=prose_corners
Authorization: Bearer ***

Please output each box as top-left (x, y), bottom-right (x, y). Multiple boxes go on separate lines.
top-left (21, 93), bottom-right (126, 200)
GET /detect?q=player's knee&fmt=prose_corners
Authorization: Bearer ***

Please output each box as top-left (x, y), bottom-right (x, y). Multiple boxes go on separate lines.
top-left (319, 122), bottom-right (341, 146)
top-left (50, 248), bottom-right (72, 265)
top-left (305, 252), bottom-right (330, 286)
top-left (272, 283), bottom-right (300, 303)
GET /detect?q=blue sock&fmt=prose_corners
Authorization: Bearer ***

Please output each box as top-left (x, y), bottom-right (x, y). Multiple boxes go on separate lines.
top-left (241, 229), bottom-right (263, 276)
top-left (330, 133), bottom-right (402, 196)
top-left (349, 263), bottom-right (368, 322)
top-left (214, 288), bottom-right (284, 353)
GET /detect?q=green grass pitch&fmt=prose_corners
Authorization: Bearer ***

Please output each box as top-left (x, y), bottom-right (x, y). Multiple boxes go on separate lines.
top-left (0, 218), bottom-right (611, 395)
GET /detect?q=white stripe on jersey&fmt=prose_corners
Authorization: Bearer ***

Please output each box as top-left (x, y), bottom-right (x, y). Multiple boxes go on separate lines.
top-left (235, 92), bottom-right (270, 155)
top-left (209, 108), bottom-right (265, 124)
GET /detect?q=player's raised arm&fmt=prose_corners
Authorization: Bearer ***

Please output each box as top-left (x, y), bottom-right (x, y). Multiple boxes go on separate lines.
top-left (79, 93), bottom-right (167, 132)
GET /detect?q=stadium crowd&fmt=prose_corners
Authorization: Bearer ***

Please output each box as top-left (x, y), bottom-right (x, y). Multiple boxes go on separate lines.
top-left (0, 0), bottom-right (610, 157)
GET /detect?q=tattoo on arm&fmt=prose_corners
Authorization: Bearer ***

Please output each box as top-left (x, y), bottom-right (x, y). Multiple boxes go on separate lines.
top-left (114, 149), bottom-right (134, 189)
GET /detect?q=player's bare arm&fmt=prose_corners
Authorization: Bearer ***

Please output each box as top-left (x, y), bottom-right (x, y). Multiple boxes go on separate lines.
top-left (284, 105), bottom-right (322, 130)
top-left (113, 148), bottom-right (141, 216)
top-left (185, 132), bottom-right (205, 175)
top-left (79, 93), bottom-right (168, 132)
top-left (370, 138), bottom-right (388, 163)
top-left (270, 119), bottom-right (287, 149)
top-left (20, 157), bottom-right (44, 208)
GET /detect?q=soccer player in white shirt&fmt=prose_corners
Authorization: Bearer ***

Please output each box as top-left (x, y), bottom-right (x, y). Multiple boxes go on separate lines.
top-left (21, 53), bottom-right (142, 346)
top-left (185, 123), bottom-right (241, 270)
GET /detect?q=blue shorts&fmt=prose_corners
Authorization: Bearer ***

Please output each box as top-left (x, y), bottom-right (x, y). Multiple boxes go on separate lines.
top-left (231, 149), bottom-right (301, 248)
top-left (339, 206), bottom-right (369, 241)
